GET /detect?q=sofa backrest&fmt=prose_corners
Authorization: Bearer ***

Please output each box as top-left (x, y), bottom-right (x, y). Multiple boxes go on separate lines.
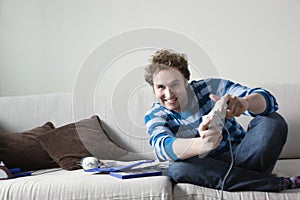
top-left (0, 92), bottom-right (156, 161)
top-left (0, 82), bottom-right (299, 160)
top-left (259, 83), bottom-right (300, 159)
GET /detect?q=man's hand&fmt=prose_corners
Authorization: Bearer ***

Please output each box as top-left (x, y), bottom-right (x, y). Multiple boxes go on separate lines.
top-left (210, 94), bottom-right (249, 118)
top-left (198, 116), bottom-right (223, 154)
top-left (210, 92), bottom-right (267, 118)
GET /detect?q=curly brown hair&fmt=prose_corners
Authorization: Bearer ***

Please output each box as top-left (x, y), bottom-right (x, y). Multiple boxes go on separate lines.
top-left (144, 49), bottom-right (190, 86)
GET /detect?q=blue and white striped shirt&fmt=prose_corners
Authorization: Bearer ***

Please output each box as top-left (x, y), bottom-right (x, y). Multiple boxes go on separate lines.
top-left (144, 78), bottom-right (278, 161)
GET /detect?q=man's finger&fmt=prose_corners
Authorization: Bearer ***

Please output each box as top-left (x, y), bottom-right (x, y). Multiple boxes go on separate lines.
top-left (209, 94), bottom-right (220, 102)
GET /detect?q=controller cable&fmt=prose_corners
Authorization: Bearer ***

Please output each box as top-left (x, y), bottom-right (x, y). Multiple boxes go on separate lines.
top-left (216, 112), bottom-right (234, 200)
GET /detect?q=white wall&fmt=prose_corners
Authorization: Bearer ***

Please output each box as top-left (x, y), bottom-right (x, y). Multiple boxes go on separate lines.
top-left (1, 0), bottom-right (300, 96)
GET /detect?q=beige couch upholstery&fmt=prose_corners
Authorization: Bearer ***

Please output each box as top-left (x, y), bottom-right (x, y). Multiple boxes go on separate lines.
top-left (0, 82), bottom-right (300, 200)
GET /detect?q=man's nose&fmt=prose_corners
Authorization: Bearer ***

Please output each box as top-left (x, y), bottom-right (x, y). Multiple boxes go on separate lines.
top-left (165, 88), bottom-right (174, 99)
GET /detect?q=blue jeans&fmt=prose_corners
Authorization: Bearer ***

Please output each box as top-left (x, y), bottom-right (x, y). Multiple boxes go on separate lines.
top-left (168, 112), bottom-right (288, 192)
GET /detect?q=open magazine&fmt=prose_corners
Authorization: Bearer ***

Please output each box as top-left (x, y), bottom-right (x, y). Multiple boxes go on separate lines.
top-left (83, 160), bottom-right (156, 173)
top-left (84, 159), bottom-right (166, 179)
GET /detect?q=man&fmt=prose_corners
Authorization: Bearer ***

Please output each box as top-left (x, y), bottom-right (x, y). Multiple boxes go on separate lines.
top-left (144, 49), bottom-right (299, 191)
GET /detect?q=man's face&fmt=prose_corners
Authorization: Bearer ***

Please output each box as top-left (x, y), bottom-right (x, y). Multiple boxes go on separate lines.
top-left (152, 68), bottom-right (188, 113)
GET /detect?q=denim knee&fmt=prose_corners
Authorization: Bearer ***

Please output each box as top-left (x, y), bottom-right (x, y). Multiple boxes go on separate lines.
top-left (167, 157), bottom-right (226, 188)
top-left (248, 112), bottom-right (288, 142)
top-left (268, 112), bottom-right (288, 133)
top-left (168, 161), bottom-right (188, 183)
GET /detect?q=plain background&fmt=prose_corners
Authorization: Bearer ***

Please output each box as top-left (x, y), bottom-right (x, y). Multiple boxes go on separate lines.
top-left (1, 0), bottom-right (299, 96)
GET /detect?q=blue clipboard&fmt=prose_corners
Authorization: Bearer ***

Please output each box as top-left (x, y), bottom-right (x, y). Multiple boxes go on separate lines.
top-left (84, 160), bottom-right (156, 173)
top-left (109, 170), bottom-right (162, 179)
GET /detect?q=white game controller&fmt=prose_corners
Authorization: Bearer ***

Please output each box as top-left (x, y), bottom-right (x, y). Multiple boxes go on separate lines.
top-left (203, 100), bottom-right (227, 128)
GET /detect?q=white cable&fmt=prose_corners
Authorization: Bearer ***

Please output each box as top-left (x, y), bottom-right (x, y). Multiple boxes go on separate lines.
top-left (220, 125), bottom-right (234, 200)
top-left (215, 112), bottom-right (234, 200)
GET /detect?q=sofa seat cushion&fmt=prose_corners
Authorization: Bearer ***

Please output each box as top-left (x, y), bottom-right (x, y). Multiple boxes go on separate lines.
top-left (172, 183), bottom-right (300, 200)
top-left (0, 168), bottom-right (172, 200)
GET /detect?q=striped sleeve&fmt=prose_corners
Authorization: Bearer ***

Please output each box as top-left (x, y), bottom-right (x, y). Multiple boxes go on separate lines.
top-left (242, 87), bottom-right (278, 116)
top-left (144, 107), bottom-right (179, 161)
top-left (223, 80), bottom-right (279, 116)
top-left (204, 79), bottom-right (278, 116)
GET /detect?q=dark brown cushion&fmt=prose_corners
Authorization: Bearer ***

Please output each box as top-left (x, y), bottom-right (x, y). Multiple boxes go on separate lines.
top-left (38, 115), bottom-right (128, 170)
top-left (0, 122), bottom-right (59, 171)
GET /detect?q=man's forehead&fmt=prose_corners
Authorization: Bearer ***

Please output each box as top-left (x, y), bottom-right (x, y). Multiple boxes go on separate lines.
top-left (153, 78), bottom-right (181, 85)
top-left (153, 68), bottom-right (184, 82)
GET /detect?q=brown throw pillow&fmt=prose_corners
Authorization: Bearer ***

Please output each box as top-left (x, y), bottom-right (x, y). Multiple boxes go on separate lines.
top-left (38, 115), bottom-right (128, 170)
top-left (0, 122), bottom-right (59, 171)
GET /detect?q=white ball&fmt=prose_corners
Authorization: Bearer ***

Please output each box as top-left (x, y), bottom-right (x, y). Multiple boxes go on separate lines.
top-left (81, 157), bottom-right (99, 170)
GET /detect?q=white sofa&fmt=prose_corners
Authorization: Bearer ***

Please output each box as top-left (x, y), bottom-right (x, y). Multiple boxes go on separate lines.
top-left (0, 82), bottom-right (300, 200)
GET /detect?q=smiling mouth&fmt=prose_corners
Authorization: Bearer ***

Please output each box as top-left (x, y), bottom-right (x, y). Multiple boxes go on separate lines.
top-left (165, 97), bottom-right (177, 104)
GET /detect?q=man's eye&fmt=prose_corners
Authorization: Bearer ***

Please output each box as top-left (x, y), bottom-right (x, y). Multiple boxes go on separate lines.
top-left (157, 85), bottom-right (164, 89)
top-left (171, 83), bottom-right (179, 89)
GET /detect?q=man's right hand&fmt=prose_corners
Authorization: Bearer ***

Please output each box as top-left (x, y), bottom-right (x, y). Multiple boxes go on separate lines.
top-left (172, 117), bottom-right (223, 160)
top-left (198, 116), bottom-right (223, 154)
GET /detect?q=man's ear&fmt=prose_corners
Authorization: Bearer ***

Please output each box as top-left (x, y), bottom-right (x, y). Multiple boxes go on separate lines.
top-left (151, 85), bottom-right (156, 94)
top-left (185, 79), bottom-right (189, 88)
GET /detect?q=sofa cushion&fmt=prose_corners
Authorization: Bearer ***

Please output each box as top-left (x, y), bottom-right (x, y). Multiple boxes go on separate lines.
top-left (172, 182), bottom-right (300, 200)
top-left (38, 115), bottom-right (128, 170)
top-left (0, 168), bottom-right (172, 200)
top-left (0, 122), bottom-right (59, 171)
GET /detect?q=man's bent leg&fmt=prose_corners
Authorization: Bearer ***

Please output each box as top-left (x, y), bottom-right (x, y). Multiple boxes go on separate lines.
top-left (233, 112), bottom-right (288, 174)
top-left (168, 156), bottom-right (285, 192)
